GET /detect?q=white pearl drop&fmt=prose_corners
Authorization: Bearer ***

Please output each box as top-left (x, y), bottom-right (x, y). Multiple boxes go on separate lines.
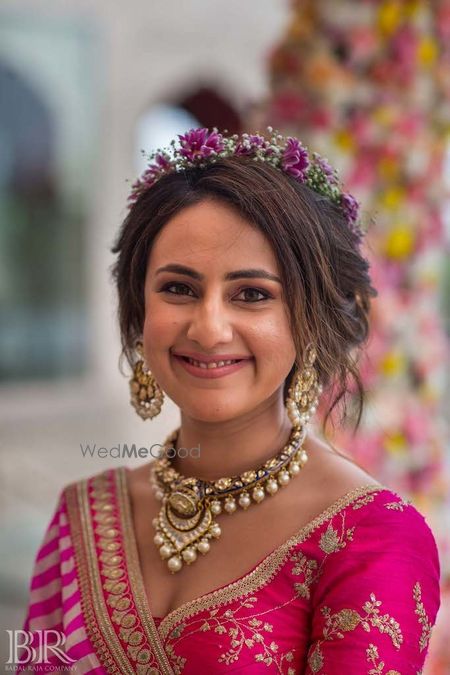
top-left (210, 524), bottom-right (221, 538)
top-left (159, 544), bottom-right (173, 559)
top-left (197, 539), bottom-right (210, 554)
top-left (182, 547), bottom-right (197, 563)
top-left (252, 487), bottom-right (265, 503)
top-left (153, 533), bottom-right (164, 546)
top-left (167, 555), bottom-right (182, 572)
top-left (210, 501), bottom-right (222, 515)
top-left (278, 471), bottom-right (290, 486)
top-left (239, 494), bottom-right (251, 509)
top-left (224, 499), bottom-right (237, 513)
top-left (289, 462), bottom-right (300, 475)
top-left (266, 479), bottom-right (279, 495)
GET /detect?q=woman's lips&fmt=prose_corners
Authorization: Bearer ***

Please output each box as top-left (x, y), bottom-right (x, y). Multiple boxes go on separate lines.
top-left (172, 354), bottom-right (253, 379)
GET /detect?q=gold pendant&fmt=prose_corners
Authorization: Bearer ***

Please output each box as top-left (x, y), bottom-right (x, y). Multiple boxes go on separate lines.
top-left (152, 480), bottom-right (221, 573)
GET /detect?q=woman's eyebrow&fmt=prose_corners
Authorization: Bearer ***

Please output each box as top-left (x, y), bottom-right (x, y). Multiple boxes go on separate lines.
top-left (155, 263), bottom-right (281, 283)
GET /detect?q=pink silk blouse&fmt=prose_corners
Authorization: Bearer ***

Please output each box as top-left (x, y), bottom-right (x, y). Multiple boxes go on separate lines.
top-left (18, 466), bottom-right (441, 674)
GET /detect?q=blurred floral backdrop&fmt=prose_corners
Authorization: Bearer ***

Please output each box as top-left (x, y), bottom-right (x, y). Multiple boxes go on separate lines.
top-left (253, 0), bottom-right (450, 671)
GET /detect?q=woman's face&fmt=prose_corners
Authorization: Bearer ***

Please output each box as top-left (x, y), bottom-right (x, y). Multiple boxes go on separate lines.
top-left (143, 198), bottom-right (297, 423)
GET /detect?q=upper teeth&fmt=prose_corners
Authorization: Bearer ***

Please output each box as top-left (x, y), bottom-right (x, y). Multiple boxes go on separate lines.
top-left (186, 357), bottom-right (239, 369)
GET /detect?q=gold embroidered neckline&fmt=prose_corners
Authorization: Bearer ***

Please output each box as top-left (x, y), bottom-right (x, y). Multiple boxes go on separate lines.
top-left (117, 465), bottom-right (389, 641)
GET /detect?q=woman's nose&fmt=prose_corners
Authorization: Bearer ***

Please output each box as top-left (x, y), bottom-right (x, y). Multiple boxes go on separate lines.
top-left (186, 296), bottom-right (233, 347)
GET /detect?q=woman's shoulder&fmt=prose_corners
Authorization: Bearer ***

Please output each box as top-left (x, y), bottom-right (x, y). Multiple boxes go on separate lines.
top-left (299, 481), bottom-right (434, 552)
top-left (302, 477), bottom-right (441, 586)
top-left (333, 480), bottom-right (438, 539)
top-left (300, 434), bottom-right (439, 556)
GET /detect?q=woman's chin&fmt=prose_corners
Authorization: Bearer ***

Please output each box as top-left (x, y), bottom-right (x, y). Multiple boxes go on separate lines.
top-left (180, 404), bottom-right (246, 425)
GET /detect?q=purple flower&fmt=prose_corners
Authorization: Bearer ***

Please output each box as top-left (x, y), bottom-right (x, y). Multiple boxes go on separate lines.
top-left (178, 128), bottom-right (225, 161)
top-left (314, 154), bottom-right (337, 183)
top-left (340, 192), bottom-right (360, 225)
top-left (142, 153), bottom-right (172, 182)
top-left (249, 134), bottom-right (267, 146)
top-left (281, 138), bottom-right (309, 180)
top-left (129, 152), bottom-right (173, 198)
top-left (153, 152), bottom-right (172, 171)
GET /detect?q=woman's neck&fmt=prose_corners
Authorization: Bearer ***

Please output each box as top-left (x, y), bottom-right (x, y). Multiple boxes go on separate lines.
top-left (168, 404), bottom-right (297, 481)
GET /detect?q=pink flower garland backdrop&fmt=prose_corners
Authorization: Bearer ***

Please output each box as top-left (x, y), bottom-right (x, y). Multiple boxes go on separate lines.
top-left (251, 1), bottom-right (450, 672)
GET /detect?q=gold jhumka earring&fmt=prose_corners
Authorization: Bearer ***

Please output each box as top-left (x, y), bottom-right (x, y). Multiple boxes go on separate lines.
top-left (129, 340), bottom-right (164, 420)
top-left (147, 343), bottom-right (323, 574)
top-left (285, 343), bottom-right (322, 428)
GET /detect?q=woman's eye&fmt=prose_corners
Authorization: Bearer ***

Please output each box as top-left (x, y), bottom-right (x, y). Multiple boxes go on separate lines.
top-left (158, 282), bottom-right (271, 303)
top-left (235, 287), bottom-right (271, 303)
top-left (159, 282), bottom-right (194, 296)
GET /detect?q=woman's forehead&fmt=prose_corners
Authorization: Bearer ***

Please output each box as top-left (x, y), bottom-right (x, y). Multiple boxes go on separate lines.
top-left (147, 201), bottom-right (279, 273)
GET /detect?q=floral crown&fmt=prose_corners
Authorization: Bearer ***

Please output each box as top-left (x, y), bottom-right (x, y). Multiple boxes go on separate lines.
top-left (128, 126), bottom-right (363, 242)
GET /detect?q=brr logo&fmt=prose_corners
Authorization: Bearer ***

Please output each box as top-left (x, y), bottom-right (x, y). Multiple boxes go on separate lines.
top-left (5, 629), bottom-right (76, 666)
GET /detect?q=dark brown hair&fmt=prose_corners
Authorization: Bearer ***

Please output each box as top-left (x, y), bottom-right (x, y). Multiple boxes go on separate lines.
top-left (110, 156), bottom-right (377, 433)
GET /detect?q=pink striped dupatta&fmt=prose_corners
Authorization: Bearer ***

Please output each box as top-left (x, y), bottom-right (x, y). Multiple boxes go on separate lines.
top-left (19, 466), bottom-right (441, 674)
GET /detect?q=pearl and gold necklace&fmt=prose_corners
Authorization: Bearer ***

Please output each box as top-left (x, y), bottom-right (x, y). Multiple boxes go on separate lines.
top-left (149, 424), bottom-right (308, 573)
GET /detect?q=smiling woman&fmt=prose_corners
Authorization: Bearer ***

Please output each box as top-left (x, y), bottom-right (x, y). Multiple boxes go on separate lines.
top-left (19, 129), bottom-right (440, 674)
top-left (140, 198), bottom-right (299, 457)
top-left (112, 139), bottom-right (374, 430)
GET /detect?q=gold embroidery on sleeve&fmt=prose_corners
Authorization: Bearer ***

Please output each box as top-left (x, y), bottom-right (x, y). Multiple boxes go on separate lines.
top-left (306, 593), bottom-right (403, 673)
top-left (382, 490), bottom-right (412, 511)
top-left (291, 510), bottom-right (357, 600)
top-left (413, 581), bottom-right (433, 652)
top-left (366, 643), bottom-right (401, 674)
top-left (307, 644), bottom-right (324, 673)
top-left (319, 520), bottom-right (355, 554)
top-left (290, 552), bottom-right (319, 599)
top-left (361, 594), bottom-right (403, 648)
top-left (352, 494), bottom-right (377, 510)
top-left (384, 499), bottom-right (411, 511)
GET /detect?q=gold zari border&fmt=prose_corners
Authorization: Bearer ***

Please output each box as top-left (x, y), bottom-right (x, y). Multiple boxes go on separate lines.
top-left (66, 470), bottom-right (174, 675)
top-left (65, 475), bottom-right (134, 674)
